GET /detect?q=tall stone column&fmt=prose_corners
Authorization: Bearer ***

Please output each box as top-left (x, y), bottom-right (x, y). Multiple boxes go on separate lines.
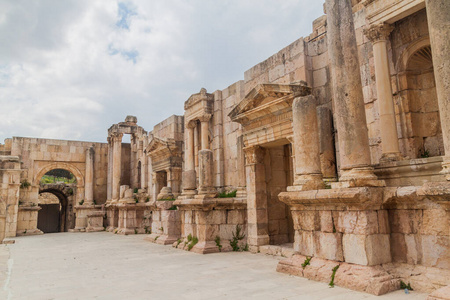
top-left (106, 138), bottom-right (113, 201)
top-left (317, 106), bottom-right (337, 180)
top-left (325, 0), bottom-right (383, 187)
top-left (183, 122), bottom-right (197, 194)
top-left (244, 146), bottom-right (270, 249)
top-left (364, 23), bottom-right (402, 162)
top-left (288, 95), bottom-right (324, 191)
top-left (112, 133), bottom-right (123, 201)
top-left (199, 115), bottom-right (211, 150)
top-left (84, 146), bottom-right (95, 205)
top-left (425, 0), bottom-right (450, 180)
top-left (198, 150), bottom-right (216, 196)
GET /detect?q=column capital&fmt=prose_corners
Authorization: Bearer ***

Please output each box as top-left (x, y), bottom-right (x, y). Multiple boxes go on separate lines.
top-left (364, 23), bottom-right (394, 43)
top-left (186, 120), bottom-right (197, 129)
top-left (243, 146), bottom-right (265, 165)
top-left (198, 114), bottom-right (212, 123)
top-left (110, 132), bottom-right (124, 142)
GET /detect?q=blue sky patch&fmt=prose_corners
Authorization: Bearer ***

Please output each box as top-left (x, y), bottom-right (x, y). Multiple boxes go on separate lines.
top-left (116, 2), bottom-right (137, 30)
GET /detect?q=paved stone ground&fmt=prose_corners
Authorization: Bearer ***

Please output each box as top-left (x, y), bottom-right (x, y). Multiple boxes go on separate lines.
top-left (0, 232), bottom-right (427, 300)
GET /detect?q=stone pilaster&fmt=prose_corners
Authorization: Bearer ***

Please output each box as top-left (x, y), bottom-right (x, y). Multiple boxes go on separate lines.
top-left (112, 133), bottom-right (123, 201)
top-left (325, 0), bottom-right (384, 187)
top-left (425, 0), bottom-right (450, 180)
top-left (288, 95), bottom-right (324, 191)
top-left (84, 146), bottom-right (95, 205)
top-left (244, 146), bottom-right (270, 249)
top-left (364, 23), bottom-right (402, 162)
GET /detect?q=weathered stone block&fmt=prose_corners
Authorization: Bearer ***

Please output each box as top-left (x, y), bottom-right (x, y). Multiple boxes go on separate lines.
top-left (421, 209), bottom-right (449, 236)
top-left (343, 234), bottom-right (391, 266)
top-left (389, 209), bottom-right (421, 234)
top-left (313, 231), bottom-right (343, 261)
top-left (294, 230), bottom-right (314, 256)
top-left (293, 211), bottom-right (320, 231)
top-left (319, 211), bottom-right (334, 233)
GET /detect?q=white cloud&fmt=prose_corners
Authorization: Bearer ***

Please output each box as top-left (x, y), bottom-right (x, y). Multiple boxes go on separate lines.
top-left (0, 0), bottom-right (324, 143)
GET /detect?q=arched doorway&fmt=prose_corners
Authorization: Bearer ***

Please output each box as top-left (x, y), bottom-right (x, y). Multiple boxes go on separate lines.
top-left (37, 169), bottom-right (77, 233)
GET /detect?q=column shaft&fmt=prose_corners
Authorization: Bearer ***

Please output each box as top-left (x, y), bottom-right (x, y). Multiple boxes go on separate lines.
top-left (112, 134), bottom-right (123, 200)
top-left (183, 125), bottom-right (197, 192)
top-left (84, 147), bottom-right (95, 204)
top-left (425, 0), bottom-right (450, 179)
top-left (326, 0), bottom-right (381, 186)
top-left (106, 140), bottom-right (113, 200)
top-left (200, 120), bottom-right (209, 150)
top-left (290, 95), bottom-right (324, 190)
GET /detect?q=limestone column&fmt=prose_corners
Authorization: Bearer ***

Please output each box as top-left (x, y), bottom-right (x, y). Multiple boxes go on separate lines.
top-left (183, 122), bottom-right (197, 194)
top-left (425, 0), bottom-right (450, 180)
top-left (289, 95), bottom-right (324, 191)
top-left (106, 138), bottom-right (113, 201)
top-left (199, 115), bottom-right (211, 150)
top-left (198, 150), bottom-right (216, 196)
top-left (244, 146), bottom-right (270, 248)
top-left (112, 133), bottom-right (123, 200)
top-left (317, 106), bottom-right (337, 180)
top-left (84, 146), bottom-right (95, 205)
top-left (364, 23), bottom-right (402, 162)
top-left (325, 0), bottom-right (382, 186)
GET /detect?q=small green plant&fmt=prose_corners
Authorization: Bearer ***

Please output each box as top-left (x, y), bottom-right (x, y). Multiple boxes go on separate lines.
top-left (329, 265), bottom-right (340, 288)
top-left (31, 203), bottom-right (36, 207)
top-left (157, 198), bottom-right (175, 201)
top-left (324, 183), bottom-right (332, 189)
top-left (133, 188), bottom-right (138, 193)
top-left (93, 199), bottom-right (97, 205)
top-left (217, 190), bottom-right (237, 198)
top-left (176, 239), bottom-right (182, 247)
top-left (187, 236), bottom-right (198, 251)
top-left (24, 229), bottom-right (27, 234)
top-left (332, 223), bottom-right (336, 233)
top-left (134, 229), bottom-right (138, 234)
top-left (154, 236), bottom-right (159, 241)
top-left (168, 205), bottom-right (177, 210)
top-left (159, 227), bottom-right (163, 232)
top-left (243, 243), bottom-right (249, 251)
top-left (67, 188), bottom-right (74, 195)
top-left (79, 199), bottom-right (84, 205)
top-left (134, 195), bottom-right (138, 203)
top-left (215, 236), bottom-right (222, 252)
top-left (145, 197), bottom-right (150, 202)
top-left (187, 234), bottom-right (193, 242)
top-left (400, 281), bottom-right (413, 291)
top-left (302, 256), bottom-right (312, 269)
top-left (20, 180), bottom-right (31, 189)
top-left (144, 226), bottom-right (151, 234)
top-left (230, 225), bottom-right (245, 251)
top-left (419, 148), bottom-right (430, 158)
top-left (18, 200), bottom-right (23, 206)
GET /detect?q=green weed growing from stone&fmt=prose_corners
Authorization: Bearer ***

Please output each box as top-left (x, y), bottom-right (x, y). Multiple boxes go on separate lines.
top-left (215, 236), bottom-right (222, 252)
top-left (329, 265), bottom-right (339, 288)
top-left (301, 256), bottom-right (312, 269)
top-left (230, 225), bottom-right (245, 251)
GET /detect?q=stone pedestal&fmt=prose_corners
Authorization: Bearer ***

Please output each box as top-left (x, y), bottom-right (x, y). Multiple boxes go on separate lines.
top-left (145, 200), bottom-right (181, 245)
top-left (16, 206), bottom-right (43, 236)
top-left (71, 205), bottom-right (98, 232)
top-left (86, 211), bottom-right (105, 232)
top-left (173, 197), bottom-right (247, 254)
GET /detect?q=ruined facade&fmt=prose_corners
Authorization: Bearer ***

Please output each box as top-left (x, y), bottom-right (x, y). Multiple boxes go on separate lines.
top-left (0, 0), bottom-right (449, 297)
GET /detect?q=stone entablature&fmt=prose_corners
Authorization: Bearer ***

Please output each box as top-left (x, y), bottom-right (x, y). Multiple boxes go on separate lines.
top-left (363, 0), bottom-right (425, 24)
top-left (146, 137), bottom-right (182, 171)
top-left (184, 88), bottom-right (214, 125)
top-left (229, 83), bottom-right (311, 147)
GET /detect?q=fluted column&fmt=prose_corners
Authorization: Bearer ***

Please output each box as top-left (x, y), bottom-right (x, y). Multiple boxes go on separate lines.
top-left (112, 133), bottom-right (123, 201)
top-left (289, 95), bottom-right (324, 191)
top-left (84, 146), bottom-right (95, 205)
top-left (425, 0), bottom-right (450, 180)
top-left (364, 23), bottom-right (402, 162)
top-left (325, 0), bottom-right (383, 187)
top-left (183, 121), bottom-right (197, 194)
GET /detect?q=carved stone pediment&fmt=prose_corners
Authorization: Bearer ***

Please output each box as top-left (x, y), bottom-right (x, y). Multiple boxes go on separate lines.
top-left (184, 88), bottom-right (214, 123)
top-left (146, 137), bottom-right (178, 156)
top-left (146, 136), bottom-right (182, 171)
top-left (228, 83), bottom-right (311, 126)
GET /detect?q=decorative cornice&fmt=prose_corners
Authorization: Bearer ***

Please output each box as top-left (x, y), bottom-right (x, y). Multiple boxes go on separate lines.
top-left (364, 23), bottom-right (394, 43)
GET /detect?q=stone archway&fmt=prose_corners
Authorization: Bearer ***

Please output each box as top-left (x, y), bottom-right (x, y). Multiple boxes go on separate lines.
top-left (38, 184), bottom-right (75, 232)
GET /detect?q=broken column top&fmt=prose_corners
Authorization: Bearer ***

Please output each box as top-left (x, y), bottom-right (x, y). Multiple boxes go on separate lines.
top-left (125, 115), bottom-right (137, 124)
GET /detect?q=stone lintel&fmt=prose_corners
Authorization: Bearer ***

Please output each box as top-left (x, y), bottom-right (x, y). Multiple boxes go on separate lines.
top-left (277, 255), bottom-right (400, 296)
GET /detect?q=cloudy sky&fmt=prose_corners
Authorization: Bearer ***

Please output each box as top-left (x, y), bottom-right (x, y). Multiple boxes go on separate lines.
top-left (0, 0), bottom-right (324, 143)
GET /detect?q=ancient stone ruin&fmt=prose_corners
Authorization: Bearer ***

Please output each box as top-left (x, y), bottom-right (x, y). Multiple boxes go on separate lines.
top-left (0, 0), bottom-right (449, 298)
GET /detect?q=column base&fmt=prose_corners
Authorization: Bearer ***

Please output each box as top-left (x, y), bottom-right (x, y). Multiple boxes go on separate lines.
top-left (16, 228), bottom-right (43, 236)
top-left (289, 174), bottom-right (325, 191)
top-left (333, 167), bottom-right (385, 188)
top-left (380, 152), bottom-right (403, 163)
top-left (191, 241), bottom-right (220, 254)
top-left (277, 255), bottom-right (399, 296)
top-left (441, 157), bottom-right (450, 181)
